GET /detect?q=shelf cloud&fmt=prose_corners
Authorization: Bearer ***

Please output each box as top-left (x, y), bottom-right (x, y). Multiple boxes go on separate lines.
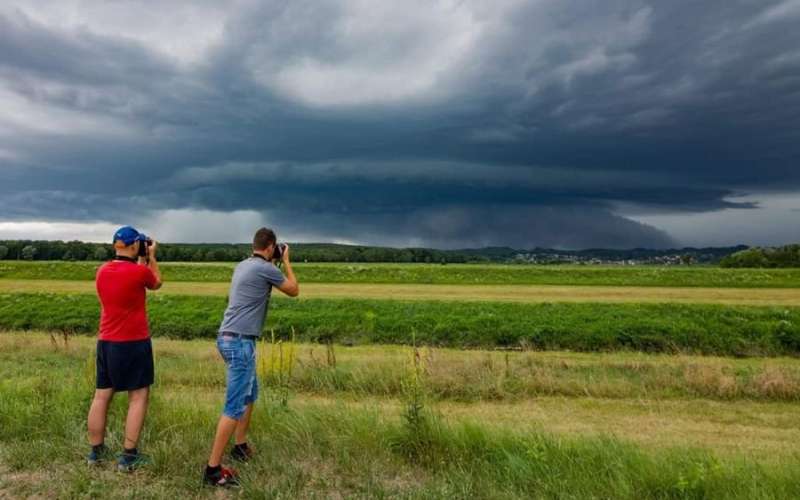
top-left (1, 1), bottom-right (798, 248)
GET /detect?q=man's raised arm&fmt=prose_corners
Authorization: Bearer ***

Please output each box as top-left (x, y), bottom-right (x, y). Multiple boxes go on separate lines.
top-left (145, 240), bottom-right (163, 290)
top-left (276, 244), bottom-right (299, 297)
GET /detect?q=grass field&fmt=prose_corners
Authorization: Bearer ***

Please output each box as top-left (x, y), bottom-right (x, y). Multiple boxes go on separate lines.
top-left (1, 331), bottom-right (799, 499)
top-left (2, 292), bottom-right (799, 355)
top-left (4, 279), bottom-right (800, 305)
top-left (2, 261), bottom-right (800, 498)
top-left (3, 260), bottom-right (800, 287)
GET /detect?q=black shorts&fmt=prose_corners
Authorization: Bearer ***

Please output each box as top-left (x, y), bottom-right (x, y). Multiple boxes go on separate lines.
top-left (96, 338), bottom-right (154, 391)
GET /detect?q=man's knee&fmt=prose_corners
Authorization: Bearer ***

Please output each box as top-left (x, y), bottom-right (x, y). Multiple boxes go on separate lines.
top-left (128, 387), bottom-right (149, 403)
top-left (93, 388), bottom-right (114, 403)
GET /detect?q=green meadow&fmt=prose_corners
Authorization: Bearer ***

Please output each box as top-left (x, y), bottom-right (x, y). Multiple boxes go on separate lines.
top-left (3, 260), bottom-right (800, 287)
top-left (1, 332), bottom-right (799, 499)
top-left (1, 293), bottom-right (799, 355)
top-left (1, 261), bottom-right (799, 498)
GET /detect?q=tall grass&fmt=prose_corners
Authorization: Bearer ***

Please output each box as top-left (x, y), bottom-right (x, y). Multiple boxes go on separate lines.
top-left (258, 328), bottom-right (297, 408)
top-left (1, 334), bottom-right (799, 498)
top-left (198, 342), bottom-right (800, 402)
top-left (393, 334), bottom-right (440, 461)
top-left (76, 328), bottom-right (791, 405)
top-left (3, 260), bottom-right (800, 287)
top-left (2, 292), bottom-right (799, 355)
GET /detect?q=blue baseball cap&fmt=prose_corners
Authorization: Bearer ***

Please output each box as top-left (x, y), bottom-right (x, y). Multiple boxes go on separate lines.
top-left (112, 226), bottom-right (147, 246)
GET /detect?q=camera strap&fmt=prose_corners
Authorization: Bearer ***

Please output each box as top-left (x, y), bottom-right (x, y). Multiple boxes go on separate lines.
top-left (113, 255), bottom-right (137, 263)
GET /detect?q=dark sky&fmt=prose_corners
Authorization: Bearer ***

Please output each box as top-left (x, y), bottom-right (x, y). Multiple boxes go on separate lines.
top-left (1, 0), bottom-right (799, 249)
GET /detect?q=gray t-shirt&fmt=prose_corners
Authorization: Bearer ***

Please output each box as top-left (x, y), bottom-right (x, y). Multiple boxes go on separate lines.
top-left (219, 256), bottom-right (286, 337)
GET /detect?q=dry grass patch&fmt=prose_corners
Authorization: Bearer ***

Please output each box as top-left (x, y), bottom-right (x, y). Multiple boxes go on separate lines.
top-left (683, 364), bottom-right (739, 398)
top-left (751, 365), bottom-right (800, 399)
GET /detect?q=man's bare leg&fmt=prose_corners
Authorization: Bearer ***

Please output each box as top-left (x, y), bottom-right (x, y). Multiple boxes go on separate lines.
top-left (88, 388), bottom-right (114, 446)
top-left (234, 403), bottom-right (254, 446)
top-left (124, 387), bottom-right (149, 450)
top-left (208, 416), bottom-right (239, 467)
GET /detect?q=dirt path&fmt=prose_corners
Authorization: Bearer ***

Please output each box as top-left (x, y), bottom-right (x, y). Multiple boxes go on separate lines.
top-left (2, 279), bottom-right (800, 305)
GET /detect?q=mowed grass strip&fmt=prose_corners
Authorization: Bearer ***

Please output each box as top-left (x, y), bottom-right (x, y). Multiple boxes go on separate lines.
top-left (2, 293), bottom-right (799, 355)
top-left (1, 332), bottom-right (799, 499)
top-left (4, 278), bottom-right (800, 305)
top-left (3, 260), bottom-right (800, 287)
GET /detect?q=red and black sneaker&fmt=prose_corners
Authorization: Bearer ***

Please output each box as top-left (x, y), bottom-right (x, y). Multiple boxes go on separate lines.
top-left (203, 465), bottom-right (240, 487)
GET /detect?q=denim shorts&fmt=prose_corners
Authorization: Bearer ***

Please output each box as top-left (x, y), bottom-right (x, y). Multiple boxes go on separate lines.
top-left (217, 333), bottom-right (259, 419)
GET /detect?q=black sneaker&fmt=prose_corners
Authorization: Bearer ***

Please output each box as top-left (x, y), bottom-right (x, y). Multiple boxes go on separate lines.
top-left (87, 444), bottom-right (114, 466)
top-left (117, 451), bottom-right (152, 472)
top-left (203, 466), bottom-right (240, 487)
top-left (231, 443), bottom-right (254, 462)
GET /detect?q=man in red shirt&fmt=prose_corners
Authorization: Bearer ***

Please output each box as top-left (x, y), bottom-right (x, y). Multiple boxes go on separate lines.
top-left (87, 226), bottom-right (162, 471)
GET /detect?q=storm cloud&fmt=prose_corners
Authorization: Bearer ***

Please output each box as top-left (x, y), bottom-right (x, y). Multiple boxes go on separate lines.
top-left (0, 0), bottom-right (798, 248)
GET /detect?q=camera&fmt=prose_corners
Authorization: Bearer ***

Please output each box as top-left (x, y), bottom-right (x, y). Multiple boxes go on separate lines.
top-left (272, 243), bottom-right (287, 261)
top-left (137, 237), bottom-right (153, 258)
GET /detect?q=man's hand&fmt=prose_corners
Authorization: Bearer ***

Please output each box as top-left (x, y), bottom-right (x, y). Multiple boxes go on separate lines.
top-left (148, 240), bottom-right (158, 259)
top-left (146, 238), bottom-right (163, 290)
top-left (276, 244), bottom-right (299, 297)
top-left (280, 243), bottom-right (290, 264)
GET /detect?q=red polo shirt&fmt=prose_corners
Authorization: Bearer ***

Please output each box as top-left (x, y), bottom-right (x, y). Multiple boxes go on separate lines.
top-left (96, 258), bottom-right (158, 342)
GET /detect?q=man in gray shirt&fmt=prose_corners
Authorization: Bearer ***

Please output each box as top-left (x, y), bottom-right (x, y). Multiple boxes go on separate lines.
top-left (218, 253), bottom-right (288, 337)
top-left (204, 227), bottom-right (299, 487)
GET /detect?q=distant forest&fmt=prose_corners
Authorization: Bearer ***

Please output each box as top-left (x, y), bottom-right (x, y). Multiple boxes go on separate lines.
top-left (0, 240), bottom-right (753, 264)
top-left (0, 240), bottom-right (487, 263)
top-left (720, 245), bottom-right (800, 268)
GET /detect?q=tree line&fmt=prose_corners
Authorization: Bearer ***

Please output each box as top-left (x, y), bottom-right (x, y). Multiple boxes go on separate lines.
top-left (719, 245), bottom-right (800, 268)
top-left (2, 239), bottom-right (782, 265)
top-left (0, 240), bottom-right (489, 263)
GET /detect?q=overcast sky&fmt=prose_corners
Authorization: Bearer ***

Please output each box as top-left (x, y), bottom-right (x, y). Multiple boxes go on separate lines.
top-left (1, 0), bottom-right (798, 249)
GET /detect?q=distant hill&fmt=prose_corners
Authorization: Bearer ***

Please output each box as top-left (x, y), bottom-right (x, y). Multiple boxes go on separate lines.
top-left (0, 239), bottom-right (749, 264)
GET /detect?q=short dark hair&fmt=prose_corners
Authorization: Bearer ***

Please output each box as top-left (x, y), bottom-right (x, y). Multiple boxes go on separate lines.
top-left (253, 227), bottom-right (276, 251)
